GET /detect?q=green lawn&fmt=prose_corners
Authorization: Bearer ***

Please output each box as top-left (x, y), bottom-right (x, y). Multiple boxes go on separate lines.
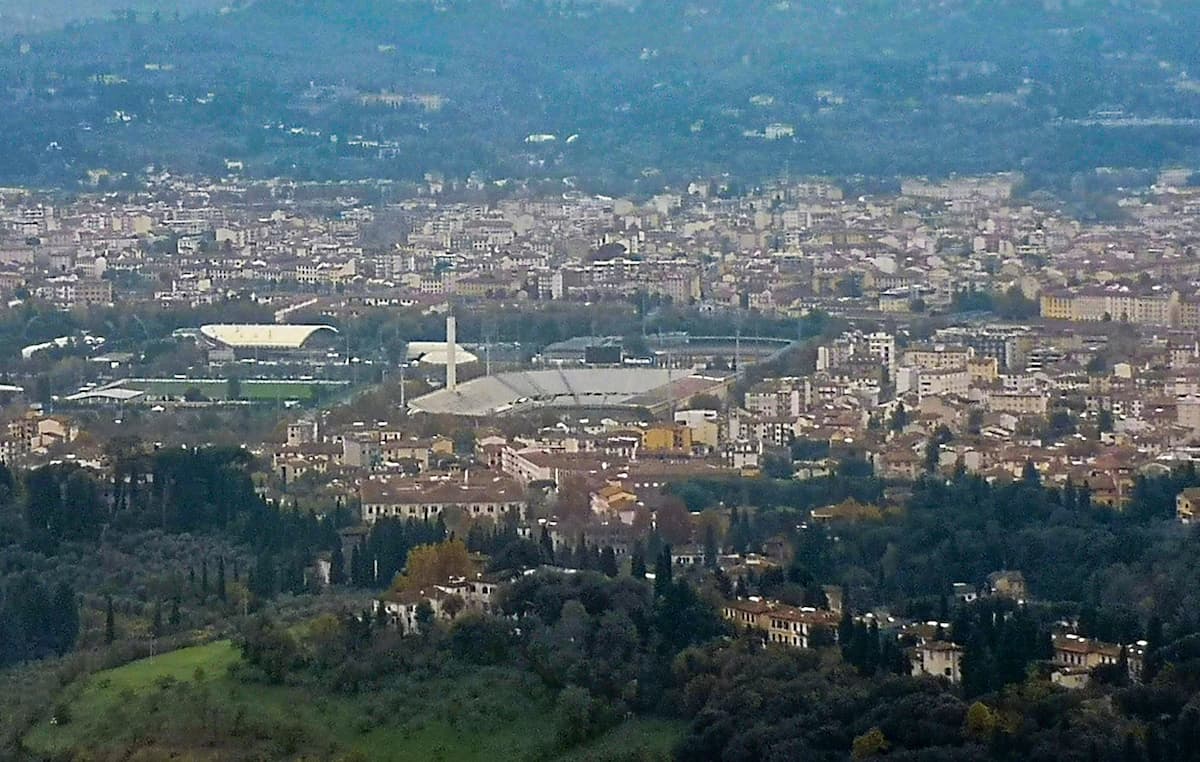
top-left (24, 641), bottom-right (682, 761)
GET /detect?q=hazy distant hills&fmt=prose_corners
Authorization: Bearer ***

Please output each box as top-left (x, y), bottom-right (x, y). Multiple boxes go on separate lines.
top-left (0, 1), bottom-right (228, 33)
top-left (2, 0), bottom-right (1199, 192)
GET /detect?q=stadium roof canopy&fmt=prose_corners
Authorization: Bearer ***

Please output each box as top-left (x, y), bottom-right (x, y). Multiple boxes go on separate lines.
top-left (64, 387), bottom-right (145, 403)
top-left (406, 341), bottom-right (479, 366)
top-left (409, 368), bottom-right (686, 416)
top-left (199, 324), bottom-right (338, 350)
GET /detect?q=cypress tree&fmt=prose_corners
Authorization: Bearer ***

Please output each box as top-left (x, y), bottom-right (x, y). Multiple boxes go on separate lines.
top-left (654, 545), bottom-right (673, 597)
top-left (728, 506), bottom-right (741, 551)
top-left (151, 601), bottom-right (163, 639)
top-left (539, 526), bottom-right (555, 564)
top-left (169, 597), bottom-right (181, 628)
top-left (217, 557), bottom-right (227, 602)
top-left (104, 595), bottom-right (116, 645)
top-left (630, 543), bottom-right (647, 579)
top-left (838, 595), bottom-right (854, 657)
top-left (330, 544), bottom-right (346, 586)
top-left (740, 511), bottom-right (756, 553)
top-left (1063, 478), bottom-right (1077, 511)
top-left (714, 568), bottom-right (733, 598)
top-left (200, 558), bottom-right (209, 597)
top-left (600, 546), bottom-right (618, 577)
top-left (50, 582), bottom-right (79, 656)
top-left (251, 552), bottom-right (276, 600)
top-left (864, 620), bottom-right (882, 674)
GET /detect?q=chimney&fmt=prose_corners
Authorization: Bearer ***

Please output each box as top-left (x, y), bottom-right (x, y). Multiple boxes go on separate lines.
top-left (446, 315), bottom-right (457, 391)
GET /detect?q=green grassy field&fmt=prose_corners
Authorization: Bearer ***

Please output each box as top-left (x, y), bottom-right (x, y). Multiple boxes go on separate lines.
top-left (24, 641), bottom-right (681, 761)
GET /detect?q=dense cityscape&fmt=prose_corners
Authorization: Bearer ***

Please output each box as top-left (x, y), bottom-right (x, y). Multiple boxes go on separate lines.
top-left (7, 1), bottom-right (1200, 761)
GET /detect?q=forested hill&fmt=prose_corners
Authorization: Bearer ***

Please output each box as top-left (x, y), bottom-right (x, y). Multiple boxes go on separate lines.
top-left (0, 1), bottom-right (225, 34)
top-left (3, 0), bottom-right (1200, 191)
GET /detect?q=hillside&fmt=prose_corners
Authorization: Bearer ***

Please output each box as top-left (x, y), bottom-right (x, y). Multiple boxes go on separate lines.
top-left (0, 0), bottom-right (226, 34)
top-left (2, 0), bottom-right (1200, 191)
top-left (23, 640), bottom-right (682, 760)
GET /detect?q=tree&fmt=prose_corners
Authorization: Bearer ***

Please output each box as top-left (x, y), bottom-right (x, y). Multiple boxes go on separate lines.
top-left (229, 582), bottom-right (254, 617)
top-left (556, 685), bottom-right (598, 746)
top-left (217, 557), bottom-right (227, 602)
top-left (488, 537), bottom-right (542, 572)
top-left (250, 551), bottom-right (277, 601)
top-left (852, 727), bottom-right (889, 759)
top-left (182, 387), bottom-right (207, 402)
top-left (452, 427), bottom-right (476, 455)
top-left (623, 333), bottom-right (649, 357)
top-left (554, 476), bottom-right (594, 528)
top-left (169, 598), bottom-right (181, 628)
top-left (631, 543), bottom-right (647, 579)
top-left (415, 600), bottom-right (435, 631)
top-left (226, 375), bottom-right (241, 401)
top-left (654, 546), bottom-right (674, 597)
top-left (964, 701), bottom-right (998, 742)
top-left (924, 437), bottom-right (941, 473)
top-left (703, 523), bottom-right (719, 569)
top-left (349, 543), bottom-right (364, 587)
top-left (967, 408), bottom-right (984, 436)
top-left (393, 540), bottom-right (471, 592)
top-left (890, 403), bottom-right (908, 432)
top-left (961, 632), bottom-right (997, 698)
top-left (330, 543), bottom-right (347, 586)
top-left (50, 582), bottom-right (79, 656)
top-left (1078, 481), bottom-right (1093, 511)
top-left (1021, 459), bottom-right (1041, 487)
top-left (762, 452), bottom-right (793, 479)
top-left (655, 496), bottom-right (693, 546)
top-left (151, 601), bottom-right (164, 639)
top-left (600, 546), bottom-right (618, 577)
top-left (450, 615), bottom-right (515, 665)
top-left (539, 525), bottom-right (555, 564)
top-left (443, 594), bottom-right (465, 621)
top-left (104, 596), bottom-right (116, 645)
top-left (236, 616), bottom-right (299, 683)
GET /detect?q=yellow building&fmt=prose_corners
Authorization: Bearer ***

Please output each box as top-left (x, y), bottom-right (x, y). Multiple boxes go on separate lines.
top-left (642, 425), bottom-right (693, 452)
top-left (1041, 289), bottom-right (1182, 326)
top-left (967, 356), bottom-right (999, 383)
top-left (1039, 292), bottom-right (1074, 320)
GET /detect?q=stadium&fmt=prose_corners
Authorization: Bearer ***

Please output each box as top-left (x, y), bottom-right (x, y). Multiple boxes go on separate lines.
top-left (404, 317), bottom-right (781, 417)
top-left (199, 323), bottom-right (339, 364)
top-left (408, 367), bottom-right (731, 417)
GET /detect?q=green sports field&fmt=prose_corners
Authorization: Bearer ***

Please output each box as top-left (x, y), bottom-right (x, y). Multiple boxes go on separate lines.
top-left (124, 378), bottom-right (350, 402)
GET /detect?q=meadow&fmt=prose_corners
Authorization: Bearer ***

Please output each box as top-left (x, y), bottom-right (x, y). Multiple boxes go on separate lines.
top-left (24, 640), bottom-right (681, 761)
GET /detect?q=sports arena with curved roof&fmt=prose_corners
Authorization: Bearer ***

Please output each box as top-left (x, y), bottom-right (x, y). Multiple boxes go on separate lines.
top-left (200, 324), bottom-right (339, 350)
top-left (406, 341), bottom-right (478, 366)
top-left (408, 367), bottom-right (730, 417)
